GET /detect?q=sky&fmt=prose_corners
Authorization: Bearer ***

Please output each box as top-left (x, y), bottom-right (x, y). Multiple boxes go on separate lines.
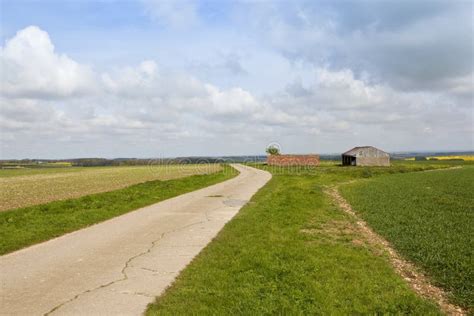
top-left (0, 0), bottom-right (473, 159)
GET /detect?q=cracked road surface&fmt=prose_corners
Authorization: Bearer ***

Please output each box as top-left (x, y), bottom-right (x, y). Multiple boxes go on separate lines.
top-left (0, 164), bottom-right (271, 315)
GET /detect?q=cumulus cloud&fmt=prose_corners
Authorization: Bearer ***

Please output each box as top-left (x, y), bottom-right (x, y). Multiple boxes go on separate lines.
top-left (0, 26), bottom-right (266, 157)
top-left (0, 26), bottom-right (96, 99)
top-left (1, 24), bottom-right (472, 158)
top-left (102, 60), bottom-right (162, 97)
top-left (240, 1), bottom-right (473, 93)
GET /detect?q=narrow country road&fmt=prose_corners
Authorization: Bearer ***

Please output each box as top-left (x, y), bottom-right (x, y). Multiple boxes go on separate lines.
top-left (0, 164), bottom-right (271, 316)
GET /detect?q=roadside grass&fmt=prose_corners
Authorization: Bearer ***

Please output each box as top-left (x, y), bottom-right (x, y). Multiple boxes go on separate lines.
top-left (0, 165), bottom-right (237, 255)
top-left (340, 166), bottom-right (474, 311)
top-left (0, 164), bottom-right (222, 211)
top-left (147, 162), bottom-right (449, 314)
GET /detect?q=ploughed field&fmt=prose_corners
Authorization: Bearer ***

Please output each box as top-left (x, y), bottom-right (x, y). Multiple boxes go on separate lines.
top-left (0, 164), bottom-right (221, 211)
top-left (340, 166), bottom-right (474, 310)
top-left (0, 164), bottom-right (235, 255)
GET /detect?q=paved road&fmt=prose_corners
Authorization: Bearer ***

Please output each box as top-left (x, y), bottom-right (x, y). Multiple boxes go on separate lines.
top-left (0, 164), bottom-right (271, 315)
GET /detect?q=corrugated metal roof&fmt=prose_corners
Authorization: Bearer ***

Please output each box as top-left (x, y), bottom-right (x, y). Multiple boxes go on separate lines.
top-left (342, 146), bottom-right (388, 157)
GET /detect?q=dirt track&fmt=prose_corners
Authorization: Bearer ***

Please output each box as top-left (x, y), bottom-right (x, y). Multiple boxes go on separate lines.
top-left (0, 164), bottom-right (271, 315)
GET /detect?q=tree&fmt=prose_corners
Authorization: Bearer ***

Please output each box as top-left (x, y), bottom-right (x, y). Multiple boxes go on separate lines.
top-left (266, 145), bottom-right (280, 155)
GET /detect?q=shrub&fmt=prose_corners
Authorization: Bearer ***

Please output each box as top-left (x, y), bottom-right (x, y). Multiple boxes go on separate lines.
top-left (266, 145), bottom-right (280, 155)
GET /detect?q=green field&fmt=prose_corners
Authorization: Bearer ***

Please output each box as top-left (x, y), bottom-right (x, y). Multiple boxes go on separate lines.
top-left (0, 165), bottom-right (237, 255)
top-left (0, 164), bottom-right (222, 211)
top-left (2, 160), bottom-right (469, 313)
top-left (340, 166), bottom-right (474, 310)
top-left (147, 162), bottom-right (455, 314)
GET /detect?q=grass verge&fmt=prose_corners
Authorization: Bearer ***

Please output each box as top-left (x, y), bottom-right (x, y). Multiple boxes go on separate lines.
top-left (0, 165), bottom-right (237, 255)
top-left (340, 166), bottom-right (474, 311)
top-left (147, 163), bottom-right (445, 314)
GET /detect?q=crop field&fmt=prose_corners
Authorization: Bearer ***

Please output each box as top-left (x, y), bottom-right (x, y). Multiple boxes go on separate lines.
top-left (428, 155), bottom-right (474, 161)
top-left (0, 164), bottom-right (221, 211)
top-left (147, 162), bottom-right (458, 314)
top-left (0, 165), bottom-right (237, 255)
top-left (0, 161), bottom-right (73, 169)
top-left (404, 155), bottom-right (474, 161)
top-left (340, 167), bottom-right (474, 310)
top-left (0, 167), bottom-right (84, 178)
top-left (2, 160), bottom-right (470, 313)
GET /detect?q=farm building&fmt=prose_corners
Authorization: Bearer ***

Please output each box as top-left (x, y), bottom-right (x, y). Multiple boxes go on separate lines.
top-left (267, 154), bottom-right (320, 166)
top-left (342, 146), bottom-right (390, 166)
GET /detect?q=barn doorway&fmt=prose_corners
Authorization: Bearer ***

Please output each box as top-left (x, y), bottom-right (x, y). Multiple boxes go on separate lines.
top-left (342, 155), bottom-right (356, 166)
top-left (350, 156), bottom-right (356, 166)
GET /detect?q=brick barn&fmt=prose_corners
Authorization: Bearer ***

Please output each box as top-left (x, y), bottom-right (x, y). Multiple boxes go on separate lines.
top-left (267, 154), bottom-right (320, 166)
top-left (342, 146), bottom-right (390, 166)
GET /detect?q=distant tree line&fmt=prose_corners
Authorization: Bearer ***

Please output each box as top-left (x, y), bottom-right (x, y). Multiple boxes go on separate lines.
top-left (1, 156), bottom-right (269, 168)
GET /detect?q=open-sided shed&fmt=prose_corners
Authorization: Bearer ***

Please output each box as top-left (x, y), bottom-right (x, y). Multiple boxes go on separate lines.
top-left (342, 146), bottom-right (390, 166)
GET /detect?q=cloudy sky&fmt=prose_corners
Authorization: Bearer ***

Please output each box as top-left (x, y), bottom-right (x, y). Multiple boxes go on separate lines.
top-left (1, 0), bottom-right (472, 159)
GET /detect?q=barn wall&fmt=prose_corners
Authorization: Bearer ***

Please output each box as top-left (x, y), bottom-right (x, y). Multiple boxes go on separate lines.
top-left (356, 156), bottom-right (390, 166)
top-left (267, 155), bottom-right (320, 166)
top-left (354, 147), bottom-right (389, 158)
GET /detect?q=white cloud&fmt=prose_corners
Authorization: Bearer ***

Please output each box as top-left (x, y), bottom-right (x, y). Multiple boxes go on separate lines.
top-left (0, 26), bottom-right (96, 99)
top-left (1, 25), bottom-right (472, 159)
top-left (102, 60), bottom-right (161, 97)
top-left (242, 1), bottom-right (473, 93)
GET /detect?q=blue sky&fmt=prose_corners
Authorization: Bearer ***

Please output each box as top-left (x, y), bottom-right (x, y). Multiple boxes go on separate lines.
top-left (1, 0), bottom-right (473, 159)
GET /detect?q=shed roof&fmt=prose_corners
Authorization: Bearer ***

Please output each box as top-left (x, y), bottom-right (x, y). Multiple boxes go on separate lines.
top-left (342, 146), bottom-right (389, 157)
